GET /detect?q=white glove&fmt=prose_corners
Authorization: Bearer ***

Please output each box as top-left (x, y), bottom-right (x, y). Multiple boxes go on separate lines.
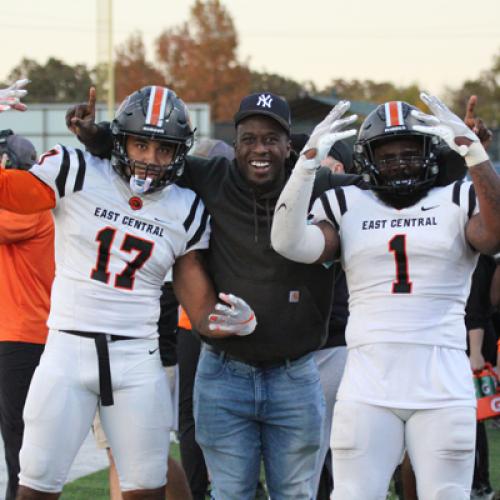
top-left (297, 100), bottom-right (357, 173)
top-left (208, 293), bottom-right (257, 336)
top-left (412, 92), bottom-right (489, 168)
top-left (0, 79), bottom-right (29, 112)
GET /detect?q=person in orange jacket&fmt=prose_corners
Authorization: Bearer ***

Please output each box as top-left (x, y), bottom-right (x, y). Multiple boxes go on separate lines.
top-left (0, 128), bottom-right (55, 500)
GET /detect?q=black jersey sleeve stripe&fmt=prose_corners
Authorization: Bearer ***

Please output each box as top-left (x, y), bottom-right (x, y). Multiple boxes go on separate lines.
top-left (452, 180), bottom-right (463, 207)
top-left (186, 208), bottom-right (209, 250)
top-left (183, 195), bottom-right (201, 231)
top-left (319, 193), bottom-right (339, 230)
top-left (55, 146), bottom-right (70, 198)
top-left (334, 187), bottom-right (347, 215)
top-left (73, 149), bottom-right (86, 193)
top-left (467, 184), bottom-right (476, 219)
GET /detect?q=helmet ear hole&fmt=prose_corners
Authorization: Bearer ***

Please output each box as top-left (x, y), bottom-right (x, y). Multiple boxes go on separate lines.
top-left (111, 86), bottom-right (194, 194)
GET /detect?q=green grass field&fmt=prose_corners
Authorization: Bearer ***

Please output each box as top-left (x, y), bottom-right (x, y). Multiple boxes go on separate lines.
top-left (61, 423), bottom-right (500, 499)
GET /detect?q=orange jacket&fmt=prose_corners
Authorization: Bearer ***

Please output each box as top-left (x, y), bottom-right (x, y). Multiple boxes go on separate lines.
top-left (0, 209), bottom-right (55, 343)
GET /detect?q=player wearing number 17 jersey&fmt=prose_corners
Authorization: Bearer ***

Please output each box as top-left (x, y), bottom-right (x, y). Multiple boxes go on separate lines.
top-left (271, 96), bottom-right (500, 499)
top-left (0, 86), bottom-right (256, 500)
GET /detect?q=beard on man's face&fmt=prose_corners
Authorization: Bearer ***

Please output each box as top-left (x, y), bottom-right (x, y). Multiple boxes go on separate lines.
top-left (375, 188), bottom-right (429, 210)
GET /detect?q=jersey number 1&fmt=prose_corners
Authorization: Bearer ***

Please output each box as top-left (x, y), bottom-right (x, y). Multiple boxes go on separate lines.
top-left (91, 227), bottom-right (154, 290)
top-left (389, 234), bottom-right (412, 294)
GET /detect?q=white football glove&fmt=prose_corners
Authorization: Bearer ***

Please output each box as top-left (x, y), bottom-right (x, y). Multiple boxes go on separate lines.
top-left (208, 293), bottom-right (257, 336)
top-left (297, 100), bottom-right (357, 173)
top-left (0, 79), bottom-right (29, 112)
top-left (412, 92), bottom-right (489, 168)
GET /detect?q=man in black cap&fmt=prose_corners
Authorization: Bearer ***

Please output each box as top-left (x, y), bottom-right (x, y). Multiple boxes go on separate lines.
top-left (66, 89), bottom-right (362, 500)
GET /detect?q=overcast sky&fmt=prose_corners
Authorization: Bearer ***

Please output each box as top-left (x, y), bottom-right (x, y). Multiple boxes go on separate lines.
top-left (3, 0), bottom-right (499, 96)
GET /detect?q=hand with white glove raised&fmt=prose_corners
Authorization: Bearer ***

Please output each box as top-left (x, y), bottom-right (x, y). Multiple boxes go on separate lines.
top-left (0, 79), bottom-right (29, 112)
top-left (208, 292), bottom-right (256, 336)
top-left (298, 100), bottom-right (357, 173)
top-left (412, 92), bottom-right (489, 168)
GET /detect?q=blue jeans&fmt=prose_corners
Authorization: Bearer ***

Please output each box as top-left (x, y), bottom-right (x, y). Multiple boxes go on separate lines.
top-left (193, 347), bottom-right (325, 500)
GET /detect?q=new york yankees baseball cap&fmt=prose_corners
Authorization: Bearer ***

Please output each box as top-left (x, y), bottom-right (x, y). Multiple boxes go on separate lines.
top-left (234, 92), bottom-right (291, 134)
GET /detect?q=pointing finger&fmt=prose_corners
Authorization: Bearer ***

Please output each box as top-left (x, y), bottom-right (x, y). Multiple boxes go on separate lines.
top-left (464, 95), bottom-right (477, 125)
top-left (88, 87), bottom-right (96, 118)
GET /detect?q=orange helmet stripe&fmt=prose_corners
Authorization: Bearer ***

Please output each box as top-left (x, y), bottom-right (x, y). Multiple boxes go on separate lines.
top-left (145, 86), bottom-right (168, 127)
top-left (385, 101), bottom-right (403, 127)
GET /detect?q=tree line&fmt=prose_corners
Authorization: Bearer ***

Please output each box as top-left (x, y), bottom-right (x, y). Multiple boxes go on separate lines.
top-left (3, 0), bottom-right (499, 125)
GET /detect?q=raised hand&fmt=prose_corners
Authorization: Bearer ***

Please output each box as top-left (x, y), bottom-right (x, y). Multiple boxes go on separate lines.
top-left (412, 92), bottom-right (478, 154)
top-left (300, 101), bottom-right (357, 171)
top-left (0, 79), bottom-right (30, 112)
top-left (412, 92), bottom-right (489, 167)
top-left (464, 95), bottom-right (493, 148)
top-left (208, 292), bottom-right (257, 336)
top-left (65, 87), bottom-right (98, 141)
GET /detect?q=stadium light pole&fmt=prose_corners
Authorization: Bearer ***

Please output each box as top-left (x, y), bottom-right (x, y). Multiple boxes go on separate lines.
top-left (107, 0), bottom-right (114, 120)
top-left (97, 0), bottom-right (115, 119)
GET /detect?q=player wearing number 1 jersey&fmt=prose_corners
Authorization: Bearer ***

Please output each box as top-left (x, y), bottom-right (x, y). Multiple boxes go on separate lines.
top-left (0, 86), bottom-right (256, 500)
top-left (271, 96), bottom-right (500, 499)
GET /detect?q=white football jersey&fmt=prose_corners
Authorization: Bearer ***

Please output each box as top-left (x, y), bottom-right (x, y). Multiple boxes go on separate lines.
top-left (310, 182), bottom-right (479, 408)
top-left (30, 145), bottom-right (210, 338)
top-left (311, 181), bottom-right (479, 350)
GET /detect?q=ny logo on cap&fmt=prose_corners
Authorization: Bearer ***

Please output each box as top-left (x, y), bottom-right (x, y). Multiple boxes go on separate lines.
top-left (256, 94), bottom-right (273, 109)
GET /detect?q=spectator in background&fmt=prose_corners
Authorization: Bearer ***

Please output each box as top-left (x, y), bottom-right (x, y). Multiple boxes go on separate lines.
top-left (0, 128), bottom-right (55, 500)
top-left (491, 257), bottom-right (500, 382)
top-left (190, 137), bottom-right (235, 161)
top-left (466, 255), bottom-right (497, 500)
top-left (320, 140), bottom-right (354, 174)
top-left (465, 97), bottom-right (498, 500)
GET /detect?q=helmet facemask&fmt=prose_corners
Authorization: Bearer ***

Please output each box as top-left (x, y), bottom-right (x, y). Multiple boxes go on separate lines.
top-left (363, 135), bottom-right (439, 194)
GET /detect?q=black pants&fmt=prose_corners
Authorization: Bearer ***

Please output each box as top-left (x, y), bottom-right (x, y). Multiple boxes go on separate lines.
top-left (472, 421), bottom-right (491, 491)
top-left (316, 448), bottom-right (333, 499)
top-left (177, 328), bottom-right (209, 500)
top-left (0, 342), bottom-right (44, 500)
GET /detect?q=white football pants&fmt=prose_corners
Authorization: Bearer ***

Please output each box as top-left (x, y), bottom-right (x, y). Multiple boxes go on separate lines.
top-left (330, 400), bottom-right (475, 500)
top-left (19, 330), bottom-right (171, 492)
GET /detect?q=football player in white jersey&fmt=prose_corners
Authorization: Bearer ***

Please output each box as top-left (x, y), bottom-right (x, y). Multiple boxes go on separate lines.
top-left (0, 85), bottom-right (256, 500)
top-left (271, 95), bottom-right (500, 500)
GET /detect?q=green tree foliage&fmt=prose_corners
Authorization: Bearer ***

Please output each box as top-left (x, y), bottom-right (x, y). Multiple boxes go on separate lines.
top-left (446, 50), bottom-right (500, 127)
top-left (250, 71), bottom-right (310, 101)
top-left (114, 32), bottom-right (166, 102)
top-left (5, 57), bottom-right (93, 103)
top-left (155, 0), bottom-right (250, 120)
top-left (321, 79), bottom-right (421, 107)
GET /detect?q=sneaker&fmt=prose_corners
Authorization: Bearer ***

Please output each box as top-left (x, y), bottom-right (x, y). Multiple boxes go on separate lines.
top-left (471, 486), bottom-right (495, 500)
top-left (471, 488), bottom-right (483, 500)
top-left (483, 488), bottom-right (495, 500)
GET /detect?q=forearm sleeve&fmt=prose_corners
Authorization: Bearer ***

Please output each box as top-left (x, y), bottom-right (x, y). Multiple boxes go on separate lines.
top-left (0, 169), bottom-right (55, 213)
top-left (271, 161), bottom-right (325, 263)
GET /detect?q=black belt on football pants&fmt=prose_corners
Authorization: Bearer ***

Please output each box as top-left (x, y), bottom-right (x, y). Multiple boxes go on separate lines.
top-left (62, 330), bottom-right (135, 406)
